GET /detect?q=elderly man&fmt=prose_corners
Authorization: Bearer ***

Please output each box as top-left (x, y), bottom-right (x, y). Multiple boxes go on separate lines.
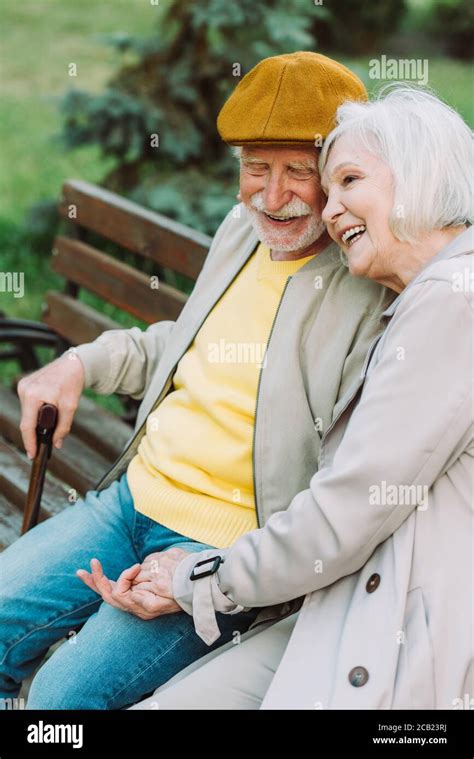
top-left (0, 52), bottom-right (392, 710)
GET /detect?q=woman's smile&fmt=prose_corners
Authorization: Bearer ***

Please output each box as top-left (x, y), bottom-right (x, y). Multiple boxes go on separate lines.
top-left (339, 224), bottom-right (366, 246)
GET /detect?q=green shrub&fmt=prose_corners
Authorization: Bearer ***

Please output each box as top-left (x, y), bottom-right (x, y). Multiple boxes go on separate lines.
top-left (311, 0), bottom-right (406, 55)
top-left (56, 0), bottom-right (316, 235)
top-left (430, 0), bottom-right (474, 59)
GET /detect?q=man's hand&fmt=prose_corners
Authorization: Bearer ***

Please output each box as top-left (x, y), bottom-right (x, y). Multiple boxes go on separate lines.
top-left (76, 547), bottom-right (190, 620)
top-left (17, 350), bottom-right (85, 458)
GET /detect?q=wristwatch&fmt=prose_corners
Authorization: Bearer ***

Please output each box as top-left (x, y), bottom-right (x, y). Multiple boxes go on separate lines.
top-left (189, 555), bottom-right (223, 581)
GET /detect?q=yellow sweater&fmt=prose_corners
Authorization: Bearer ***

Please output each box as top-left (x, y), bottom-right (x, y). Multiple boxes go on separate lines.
top-left (127, 242), bottom-right (315, 548)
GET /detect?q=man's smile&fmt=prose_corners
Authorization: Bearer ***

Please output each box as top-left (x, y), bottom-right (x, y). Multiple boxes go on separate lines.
top-left (260, 210), bottom-right (310, 228)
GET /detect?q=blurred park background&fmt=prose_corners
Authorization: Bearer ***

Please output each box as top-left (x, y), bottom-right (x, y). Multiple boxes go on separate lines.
top-left (0, 0), bottom-right (472, 393)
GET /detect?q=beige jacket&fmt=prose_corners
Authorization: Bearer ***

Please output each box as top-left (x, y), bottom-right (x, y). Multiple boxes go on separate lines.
top-left (170, 227), bottom-right (473, 709)
top-left (75, 204), bottom-right (394, 634)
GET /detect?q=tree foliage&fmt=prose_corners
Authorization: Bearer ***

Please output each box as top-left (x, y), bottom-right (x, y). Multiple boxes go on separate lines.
top-left (57, 0), bottom-right (406, 235)
top-left (430, 0), bottom-right (474, 60)
top-left (312, 0), bottom-right (406, 55)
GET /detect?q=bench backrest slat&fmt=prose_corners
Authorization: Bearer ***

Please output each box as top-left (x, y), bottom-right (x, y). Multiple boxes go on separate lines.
top-left (59, 179), bottom-right (212, 280)
top-left (43, 292), bottom-right (120, 345)
top-left (52, 237), bottom-right (187, 324)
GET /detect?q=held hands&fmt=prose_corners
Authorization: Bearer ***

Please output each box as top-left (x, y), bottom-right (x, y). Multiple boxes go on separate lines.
top-left (76, 547), bottom-right (190, 620)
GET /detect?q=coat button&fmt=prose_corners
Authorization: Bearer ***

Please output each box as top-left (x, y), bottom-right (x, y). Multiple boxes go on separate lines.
top-left (366, 573), bottom-right (381, 593)
top-left (348, 666), bottom-right (369, 687)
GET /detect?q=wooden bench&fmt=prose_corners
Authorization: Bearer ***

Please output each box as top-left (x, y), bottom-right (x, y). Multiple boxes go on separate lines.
top-left (0, 179), bottom-right (212, 550)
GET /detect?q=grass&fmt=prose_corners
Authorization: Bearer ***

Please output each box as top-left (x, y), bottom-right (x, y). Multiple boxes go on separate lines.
top-left (1, 0), bottom-right (472, 395)
top-left (0, 0), bottom-right (160, 225)
top-left (0, 0), bottom-right (162, 410)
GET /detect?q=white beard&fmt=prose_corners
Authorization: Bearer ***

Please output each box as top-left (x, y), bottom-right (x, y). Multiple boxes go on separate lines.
top-left (246, 191), bottom-right (326, 252)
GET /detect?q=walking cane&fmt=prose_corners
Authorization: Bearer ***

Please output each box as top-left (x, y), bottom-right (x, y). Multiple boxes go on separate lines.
top-left (21, 403), bottom-right (58, 534)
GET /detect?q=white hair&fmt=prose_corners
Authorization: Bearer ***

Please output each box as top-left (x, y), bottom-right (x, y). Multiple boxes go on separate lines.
top-left (232, 146), bottom-right (243, 160)
top-left (319, 84), bottom-right (473, 243)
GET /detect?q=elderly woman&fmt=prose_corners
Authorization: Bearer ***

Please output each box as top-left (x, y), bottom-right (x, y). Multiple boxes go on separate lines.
top-left (132, 87), bottom-right (473, 710)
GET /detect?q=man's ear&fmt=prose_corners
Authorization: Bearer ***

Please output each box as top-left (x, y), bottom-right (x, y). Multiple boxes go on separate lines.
top-left (236, 191), bottom-right (242, 201)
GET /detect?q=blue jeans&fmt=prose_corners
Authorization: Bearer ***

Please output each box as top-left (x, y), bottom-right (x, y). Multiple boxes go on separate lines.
top-left (0, 474), bottom-right (259, 709)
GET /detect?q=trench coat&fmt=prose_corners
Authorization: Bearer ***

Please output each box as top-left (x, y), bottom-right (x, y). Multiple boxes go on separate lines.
top-left (161, 227), bottom-right (473, 709)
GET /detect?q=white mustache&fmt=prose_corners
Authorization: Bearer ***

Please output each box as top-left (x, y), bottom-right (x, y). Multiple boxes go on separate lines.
top-left (250, 191), bottom-right (312, 220)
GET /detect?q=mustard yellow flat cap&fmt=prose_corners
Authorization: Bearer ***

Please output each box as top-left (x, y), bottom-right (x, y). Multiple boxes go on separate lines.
top-left (217, 51), bottom-right (367, 146)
